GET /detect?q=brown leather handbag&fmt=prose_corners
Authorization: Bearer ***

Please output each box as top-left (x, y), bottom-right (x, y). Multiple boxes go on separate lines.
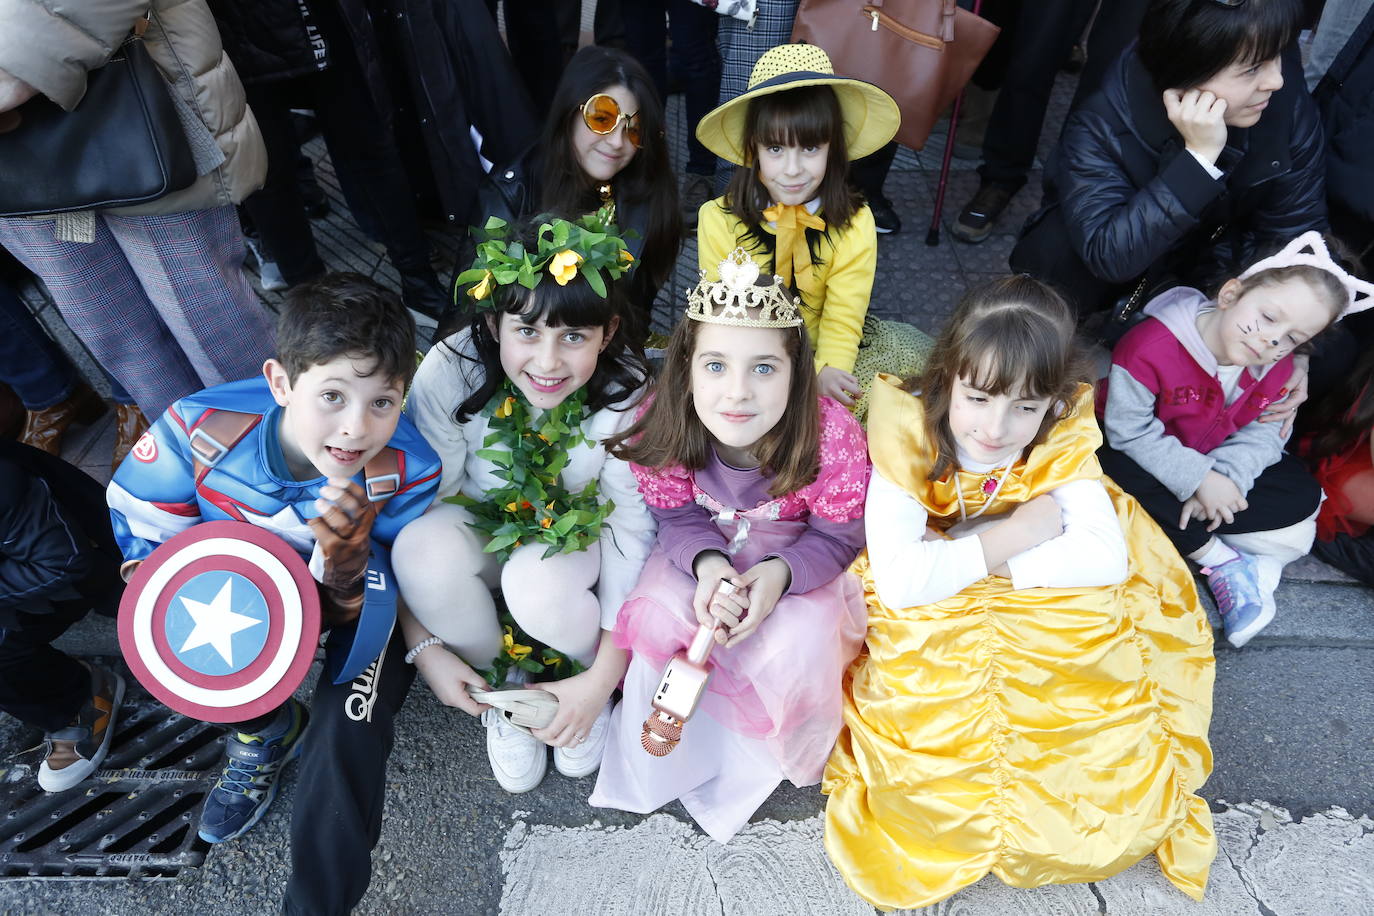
top-left (791, 0), bottom-right (999, 151)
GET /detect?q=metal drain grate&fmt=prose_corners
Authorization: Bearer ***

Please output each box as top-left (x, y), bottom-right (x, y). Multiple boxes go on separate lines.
top-left (0, 659), bottom-right (228, 878)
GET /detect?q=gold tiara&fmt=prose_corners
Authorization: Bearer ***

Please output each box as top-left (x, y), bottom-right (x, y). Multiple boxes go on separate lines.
top-left (686, 248), bottom-right (803, 328)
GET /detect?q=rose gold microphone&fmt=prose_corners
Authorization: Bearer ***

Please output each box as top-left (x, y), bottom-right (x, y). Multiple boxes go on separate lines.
top-left (640, 581), bottom-right (736, 756)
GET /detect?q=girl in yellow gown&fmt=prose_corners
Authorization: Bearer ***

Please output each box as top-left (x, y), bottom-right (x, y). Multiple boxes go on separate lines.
top-left (823, 276), bottom-right (1216, 909)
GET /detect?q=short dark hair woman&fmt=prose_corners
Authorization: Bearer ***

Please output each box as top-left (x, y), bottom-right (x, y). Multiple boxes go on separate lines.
top-left (1012, 0), bottom-right (1325, 319)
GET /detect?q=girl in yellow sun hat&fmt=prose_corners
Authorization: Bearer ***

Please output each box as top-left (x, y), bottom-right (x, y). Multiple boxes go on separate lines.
top-left (696, 44), bottom-right (908, 414)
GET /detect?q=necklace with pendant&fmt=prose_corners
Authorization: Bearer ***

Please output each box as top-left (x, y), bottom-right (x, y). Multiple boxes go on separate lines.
top-left (955, 456), bottom-right (1017, 524)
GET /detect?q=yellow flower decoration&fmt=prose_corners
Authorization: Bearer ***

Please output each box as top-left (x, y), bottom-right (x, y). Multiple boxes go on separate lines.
top-left (495, 396), bottom-right (516, 419)
top-left (467, 269), bottom-right (494, 301)
top-left (502, 626), bottom-right (532, 662)
top-left (549, 249), bottom-right (583, 286)
top-left (618, 249), bottom-right (635, 265)
top-left (540, 517), bottom-right (553, 529)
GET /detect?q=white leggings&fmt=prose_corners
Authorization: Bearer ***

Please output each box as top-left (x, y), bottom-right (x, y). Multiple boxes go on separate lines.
top-left (392, 503), bottom-right (603, 669)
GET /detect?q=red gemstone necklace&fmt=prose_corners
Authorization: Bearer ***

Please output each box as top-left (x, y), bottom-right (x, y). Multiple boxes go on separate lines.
top-left (954, 456), bottom-right (1017, 524)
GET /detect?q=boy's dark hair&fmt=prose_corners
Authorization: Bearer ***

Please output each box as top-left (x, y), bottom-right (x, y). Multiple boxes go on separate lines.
top-left (908, 275), bottom-right (1090, 481)
top-left (1138, 0), bottom-right (1301, 92)
top-left (607, 293), bottom-right (821, 498)
top-left (446, 215), bottom-right (648, 423)
top-left (540, 45), bottom-right (682, 302)
top-left (276, 272), bottom-right (416, 388)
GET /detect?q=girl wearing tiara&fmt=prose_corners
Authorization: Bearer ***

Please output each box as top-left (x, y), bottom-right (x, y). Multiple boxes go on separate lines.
top-left (1099, 232), bottom-right (1374, 646)
top-left (824, 276), bottom-right (1215, 909)
top-left (695, 44), bottom-right (905, 409)
top-left (589, 249), bottom-right (870, 843)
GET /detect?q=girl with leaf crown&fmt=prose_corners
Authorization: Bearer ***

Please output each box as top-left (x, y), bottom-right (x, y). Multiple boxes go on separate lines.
top-left (588, 249), bottom-right (871, 843)
top-left (394, 211), bottom-right (655, 794)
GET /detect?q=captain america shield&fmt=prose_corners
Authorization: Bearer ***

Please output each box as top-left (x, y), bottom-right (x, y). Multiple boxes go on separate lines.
top-left (118, 521), bottom-right (321, 723)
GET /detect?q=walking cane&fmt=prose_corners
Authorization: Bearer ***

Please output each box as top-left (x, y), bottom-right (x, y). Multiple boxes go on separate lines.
top-left (927, 0), bottom-right (987, 247)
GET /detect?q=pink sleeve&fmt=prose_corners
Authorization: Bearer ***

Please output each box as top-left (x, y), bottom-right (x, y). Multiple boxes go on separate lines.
top-left (630, 462), bottom-right (695, 509)
top-left (805, 397), bottom-right (871, 523)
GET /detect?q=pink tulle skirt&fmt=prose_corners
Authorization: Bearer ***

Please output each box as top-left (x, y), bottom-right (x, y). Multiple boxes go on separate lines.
top-left (590, 517), bottom-right (866, 842)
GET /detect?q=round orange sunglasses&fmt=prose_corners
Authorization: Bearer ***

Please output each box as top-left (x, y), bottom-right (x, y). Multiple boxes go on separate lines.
top-left (580, 94), bottom-right (643, 149)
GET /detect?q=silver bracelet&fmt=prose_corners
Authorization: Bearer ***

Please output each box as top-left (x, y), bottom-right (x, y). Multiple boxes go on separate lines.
top-left (403, 636), bottom-right (443, 665)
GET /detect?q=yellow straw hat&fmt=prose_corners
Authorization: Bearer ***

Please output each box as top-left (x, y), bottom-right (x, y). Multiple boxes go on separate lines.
top-left (696, 44), bottom-right (901, 166)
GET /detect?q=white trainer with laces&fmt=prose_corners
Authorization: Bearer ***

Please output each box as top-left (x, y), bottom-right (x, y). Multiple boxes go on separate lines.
top-left (553, 700), bottom-right (614, 779)
top-left (482, 707), bottom-right (547, 793)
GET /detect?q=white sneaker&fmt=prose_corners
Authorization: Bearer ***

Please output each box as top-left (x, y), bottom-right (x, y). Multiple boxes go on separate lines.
top-left (553, 700), bottom-right (613, 778)
top-left (482, 707), bottom-right (546, 793)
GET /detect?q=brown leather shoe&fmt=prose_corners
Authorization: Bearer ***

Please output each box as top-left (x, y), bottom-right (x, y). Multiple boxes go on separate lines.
top-left (112, 402), bottom-right (150, 473)
top-left (20, 383), bottom-right (108, 455)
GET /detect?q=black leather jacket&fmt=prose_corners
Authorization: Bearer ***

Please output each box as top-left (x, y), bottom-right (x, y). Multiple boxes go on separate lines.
top-left (1017, 44), bottom-right (1326, 307)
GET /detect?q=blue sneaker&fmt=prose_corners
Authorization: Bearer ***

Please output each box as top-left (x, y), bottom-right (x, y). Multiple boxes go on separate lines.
top-left (198, 699), bottom-right (308, 843)
top-left (1203, 553), bottom-right (1271, 648)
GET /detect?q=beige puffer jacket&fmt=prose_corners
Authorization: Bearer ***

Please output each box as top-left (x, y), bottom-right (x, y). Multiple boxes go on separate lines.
top-left (0, 0), bottom-right (265, 214)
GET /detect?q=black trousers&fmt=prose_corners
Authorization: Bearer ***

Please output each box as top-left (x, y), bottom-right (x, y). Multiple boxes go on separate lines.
top-left (0, 599), bottom-right (93, 732)
top-left (622, 0), bottom-right (722, 176)
top-left (281, 626), bottom-right (415, 916)
top-left (1099, 445), bottom-right (1322, 557)
top-left (976, 0), bottom-right (1097, 191)
top-left (239, 7), bottom-right (434, 288)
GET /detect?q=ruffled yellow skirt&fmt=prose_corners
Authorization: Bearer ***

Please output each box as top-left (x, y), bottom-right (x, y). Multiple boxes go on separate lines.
top-left (822, 483), bottom-right (1216, 909)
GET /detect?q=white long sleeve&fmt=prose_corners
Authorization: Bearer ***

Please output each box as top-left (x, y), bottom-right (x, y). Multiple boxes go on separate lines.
top-left (1003, 479), bottom-right (1128, 589)
top-left (864, 470), bottom-right (989, 608)
top-left (866, 472), bottom-right (1129, 609)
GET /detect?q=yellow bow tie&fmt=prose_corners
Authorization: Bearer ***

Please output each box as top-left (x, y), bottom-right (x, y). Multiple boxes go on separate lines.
top-left (762, 203), bottom-right (826, 286)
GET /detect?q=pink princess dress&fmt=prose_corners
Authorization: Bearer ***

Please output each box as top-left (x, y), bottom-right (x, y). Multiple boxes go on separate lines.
top-left (590, 397), bottom-right (870, 843)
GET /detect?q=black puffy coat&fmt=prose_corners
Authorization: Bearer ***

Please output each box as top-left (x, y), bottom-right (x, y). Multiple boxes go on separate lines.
top-left (213, 0), bottom-right (538, 227)
top-left (0, 441), bottom-right (122, 630)
top-left (1013, 44), bottom-right (1327, 313)
top-left (1315, 4), bottom-right (1374, 226)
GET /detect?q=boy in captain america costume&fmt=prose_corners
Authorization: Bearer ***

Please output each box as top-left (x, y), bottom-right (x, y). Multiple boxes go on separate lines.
top-left (107, 273), bottom-right (440, 915)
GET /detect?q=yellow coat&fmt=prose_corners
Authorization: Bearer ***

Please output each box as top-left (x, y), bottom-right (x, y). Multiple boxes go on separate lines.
top-left (697, 197), bottom-right (876, 374)
top-left (823, 374), bottom-right (1216, 909)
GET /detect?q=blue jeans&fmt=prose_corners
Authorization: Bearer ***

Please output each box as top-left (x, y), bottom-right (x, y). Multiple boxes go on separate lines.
top-left (0, 279), bottom-right (132, 408)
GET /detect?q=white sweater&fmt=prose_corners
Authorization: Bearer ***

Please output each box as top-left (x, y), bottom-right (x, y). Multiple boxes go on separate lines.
top-left (865, 448), bottom-right (1129, 610)
top-left (407, 330), bottom-right (657, 629)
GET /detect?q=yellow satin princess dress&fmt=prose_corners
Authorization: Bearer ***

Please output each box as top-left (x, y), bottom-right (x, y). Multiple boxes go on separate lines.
top-left (823, 375), bottom-right (1216, 909)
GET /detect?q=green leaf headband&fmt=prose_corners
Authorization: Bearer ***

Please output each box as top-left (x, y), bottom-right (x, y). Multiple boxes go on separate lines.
top-left (453, 205), bottom-right (636, 309)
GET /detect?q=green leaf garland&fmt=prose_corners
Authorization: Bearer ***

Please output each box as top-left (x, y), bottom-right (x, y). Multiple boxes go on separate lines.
top-left (444, 380), bottom-right (615, 563)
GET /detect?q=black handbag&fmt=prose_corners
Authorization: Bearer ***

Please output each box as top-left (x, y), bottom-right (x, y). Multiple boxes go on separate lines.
top-left (0, 33), bottom-right (197, 217)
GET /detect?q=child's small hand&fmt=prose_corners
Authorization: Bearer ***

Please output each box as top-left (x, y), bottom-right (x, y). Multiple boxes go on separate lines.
top-left (1179, 496), bottom-right (1209, 530)
top-left (723, 558), bottom-right (791, 648)
top-left (1009, 494), bottom-right (1063, 546)
top-left (532, 670), bottom-right (613, 748)
top-left (817, 367), bottom-right (863, 407)
top-left (1258, 359), bottom-right (1309, 438)
top-left (310, 477), bottom-right (379, 586)
top-left (412, 644), bottom-right (491, 717)
top-left (692, 551), bottom-right (744, 633)
top-left (1192, 471), bottom-right (1246, 530)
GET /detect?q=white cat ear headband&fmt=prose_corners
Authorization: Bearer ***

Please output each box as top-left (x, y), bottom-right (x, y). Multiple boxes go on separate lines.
top-left (1238, 231), bottom-right (1374, 318)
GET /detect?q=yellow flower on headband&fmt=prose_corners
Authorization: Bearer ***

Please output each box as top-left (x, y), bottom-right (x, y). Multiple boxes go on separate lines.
top-left (549, 250), bottom-right (583, 286)
top-left (467, 269), bottom-right (494, 301)
top-left (618, 249), bottom-right (635, 265)
top-left (495, 395), bottom-right (516, 419)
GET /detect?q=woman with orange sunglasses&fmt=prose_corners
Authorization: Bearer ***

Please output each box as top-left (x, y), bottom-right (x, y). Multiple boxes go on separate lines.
top-left (470, 46), bottom-right (682, 337)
